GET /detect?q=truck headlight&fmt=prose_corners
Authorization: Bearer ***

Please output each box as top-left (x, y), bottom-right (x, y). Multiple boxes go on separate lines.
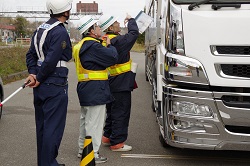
top-left (173, 101), bottom-right (212, 117)
top-left (166, 54), bottom-right (210, 85)
top-left (173, 120), bottom-right (204, 130)
top-left (168, 58), bottom-right (195, 77)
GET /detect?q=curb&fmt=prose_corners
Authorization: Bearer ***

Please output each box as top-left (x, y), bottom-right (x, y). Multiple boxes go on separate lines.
top-left (2, 70), bottom-right (29, 84)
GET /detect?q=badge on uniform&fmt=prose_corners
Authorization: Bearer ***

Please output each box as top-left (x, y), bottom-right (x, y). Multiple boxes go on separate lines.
top-left (61, 41), bottom-right (67, 49)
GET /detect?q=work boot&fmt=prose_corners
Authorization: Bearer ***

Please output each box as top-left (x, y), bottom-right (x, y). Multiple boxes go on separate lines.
top-left (110, 142), bottom-right (132, 152)
top-left (102, 136), bottom-right (111, 146)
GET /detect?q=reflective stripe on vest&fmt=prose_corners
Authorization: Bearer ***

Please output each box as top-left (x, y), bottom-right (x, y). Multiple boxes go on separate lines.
top-left (108, 59), bottom-right (132, 76)
top-left (34, 21), bottom-right (62, 62)
top-left (102, 34), bottom-right (132, 76)
top-left (37, 60), bottom-right (67, 67)
top-left (73, 37), bottom-right (108, 82)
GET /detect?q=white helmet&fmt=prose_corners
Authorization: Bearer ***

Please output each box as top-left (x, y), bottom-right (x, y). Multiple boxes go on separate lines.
top-left (99, 14), bottom-right (119, 32)
top-left (77, 15), bottom-right (98, 35)
top-left (46, 0), bottom-right (73, 14)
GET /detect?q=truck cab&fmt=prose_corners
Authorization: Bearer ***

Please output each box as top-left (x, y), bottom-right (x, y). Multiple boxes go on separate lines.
top-left (145, 0), bottom-right (250, 150)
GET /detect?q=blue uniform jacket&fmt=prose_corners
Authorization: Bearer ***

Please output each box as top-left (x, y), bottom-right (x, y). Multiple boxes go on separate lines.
top-left (26, 18), bottom-right (72, 85)
top-left (77, 37), bottom-right (118, 106)
top-left (108, 18), bottom-right (139, 92)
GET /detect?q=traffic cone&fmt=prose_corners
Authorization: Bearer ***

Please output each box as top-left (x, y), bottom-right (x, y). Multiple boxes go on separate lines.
top-left (80, 136), bottom-right (95, 166)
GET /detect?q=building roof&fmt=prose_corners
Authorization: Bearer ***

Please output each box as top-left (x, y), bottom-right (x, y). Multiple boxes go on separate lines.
top-left (0, 24), bottom-right (15, 30)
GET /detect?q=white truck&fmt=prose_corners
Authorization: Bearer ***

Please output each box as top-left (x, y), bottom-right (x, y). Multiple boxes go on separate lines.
top-left (145, 0), bottom-right (250, 150)
top-left (0, 76), bottom-right (4, 119)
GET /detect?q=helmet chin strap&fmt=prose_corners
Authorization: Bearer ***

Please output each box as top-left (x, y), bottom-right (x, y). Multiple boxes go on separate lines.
top-left (62, 10), bottom-right (70, 21)
top-left (62, 14), bottom-right (70, 20)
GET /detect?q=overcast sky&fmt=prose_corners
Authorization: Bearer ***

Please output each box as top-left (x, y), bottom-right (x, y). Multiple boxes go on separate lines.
top-left (1, 0), bottom-right (146, 26)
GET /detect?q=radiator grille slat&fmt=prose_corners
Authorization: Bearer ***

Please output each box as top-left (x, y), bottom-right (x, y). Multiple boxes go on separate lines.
top-left (216, 46), bottom-right (250, 55)
top-left (221, 64), bottom-right (250, 78)
top-left (226, 125), bottom-right (250, 134)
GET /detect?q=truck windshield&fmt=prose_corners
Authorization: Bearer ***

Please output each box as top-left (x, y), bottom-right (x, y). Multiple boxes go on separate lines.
top-left (173, 0), bottom-right (250, 3)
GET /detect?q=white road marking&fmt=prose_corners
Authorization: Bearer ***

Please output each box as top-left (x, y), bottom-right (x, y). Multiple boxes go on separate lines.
top-left (121, 154), bottom-right (250, 162)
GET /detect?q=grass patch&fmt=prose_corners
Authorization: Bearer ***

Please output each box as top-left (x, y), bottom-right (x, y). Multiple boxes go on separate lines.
top-left (0, 42), bottom-right (7, 46)
top-left (131, 43), bottom-right (145, 53)
top-left (0, 46), bottom-right (29, 84)
top-left (0, 46), bottom-right (28, 76)
top-left (0, 42), bottom-right (145, 84)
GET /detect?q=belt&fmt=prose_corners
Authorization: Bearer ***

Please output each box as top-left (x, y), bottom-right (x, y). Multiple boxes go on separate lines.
top-left (37, 60), bottom-right (67, 67)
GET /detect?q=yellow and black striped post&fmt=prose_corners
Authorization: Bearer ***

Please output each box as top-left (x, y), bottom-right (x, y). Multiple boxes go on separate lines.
top-left (80, 136), bottom-right (95, 166)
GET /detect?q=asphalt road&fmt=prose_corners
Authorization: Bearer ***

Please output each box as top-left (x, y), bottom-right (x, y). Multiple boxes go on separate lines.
top-left (0, 52), bottom-right (250, 166)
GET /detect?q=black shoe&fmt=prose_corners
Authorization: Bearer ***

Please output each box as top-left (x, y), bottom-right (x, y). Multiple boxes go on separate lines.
top-left (59, 164), bottom-right (65, 166)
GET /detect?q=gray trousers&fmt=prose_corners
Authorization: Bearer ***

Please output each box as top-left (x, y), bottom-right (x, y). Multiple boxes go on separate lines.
top-left (78, 105), bottom-right (106, 157)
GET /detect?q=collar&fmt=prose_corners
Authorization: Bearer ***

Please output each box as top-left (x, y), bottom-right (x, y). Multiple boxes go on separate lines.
top-left (83, 36), bottom-right (102, 43)
top-left (47, 18), bottom-right (63, 26)
top-left (106, 32), bottom-right (120, 35)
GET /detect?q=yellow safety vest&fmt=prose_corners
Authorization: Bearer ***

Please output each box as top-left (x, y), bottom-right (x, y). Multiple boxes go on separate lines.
top-left (73, 37), bottom-right (108, 82)
top-left (102, 34), bottom-right (117, 47)
top-left (102, 34), bottom-right (132, 76)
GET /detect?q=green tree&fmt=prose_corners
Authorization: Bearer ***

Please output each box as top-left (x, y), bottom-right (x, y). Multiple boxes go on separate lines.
top-left (0, 17), bottom-right (14, 25)
top-left (13, 16), bottom-right (29, 38)
top-left (26, 21), bottom-right (43, 38)
top-left (136, 32), bottom-right (145, 45)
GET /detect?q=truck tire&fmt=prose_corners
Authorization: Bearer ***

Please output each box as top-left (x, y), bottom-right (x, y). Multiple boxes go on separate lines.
top-left (146, 73), bottom-right (149, 81)
top-left (0, 92), bottom-right (2, 119)
top-left (145, 53), bottom-right (149, 82)
top-left (159, 133), bottom-right (169, 148)
top-left (152, 66), bottom-right (161, 115)
top-left (152, 76), bottom-right (157, 112)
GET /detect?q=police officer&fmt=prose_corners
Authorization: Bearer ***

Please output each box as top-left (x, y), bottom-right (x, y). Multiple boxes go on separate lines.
top-left (25, 0), bottom-right (72, 165)
top-left (73, 15), bottom-right (118, 163)
top-left (99, 14), bottom-right (139, 151)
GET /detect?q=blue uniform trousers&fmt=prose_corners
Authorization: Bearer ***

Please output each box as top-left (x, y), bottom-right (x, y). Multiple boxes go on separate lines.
top-left (103, 91), bottom-right (131, 146)
top-left (33, 83), bottom-right (68, 166)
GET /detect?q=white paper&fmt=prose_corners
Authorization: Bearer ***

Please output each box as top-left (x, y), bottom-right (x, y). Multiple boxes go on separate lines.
top-left (135, 11), bottom-right (153, 34)
top-left (131, 62), bottom-right (138, 73)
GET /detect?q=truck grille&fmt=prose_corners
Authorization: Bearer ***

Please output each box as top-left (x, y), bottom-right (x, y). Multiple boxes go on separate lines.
top-left (221, 64), bottom-right (250, 78)
top-left (216, 46), bottom-right (250, 55)
top-left (222, 95), bottom-right (250, 103)
top-left (222, 95), bottom-right (250, 109)
top-left (226, 125), bottom-right (250, 134)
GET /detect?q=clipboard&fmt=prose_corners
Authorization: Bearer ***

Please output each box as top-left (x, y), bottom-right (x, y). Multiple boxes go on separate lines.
top-left (135, 11), bottom-right (153, 34)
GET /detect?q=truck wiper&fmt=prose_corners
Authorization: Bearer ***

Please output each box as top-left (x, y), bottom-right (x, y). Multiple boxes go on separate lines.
top-left (188, 0), bottom-right (216, 10)
top-left (212, 4), bottom-right (241, 10)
